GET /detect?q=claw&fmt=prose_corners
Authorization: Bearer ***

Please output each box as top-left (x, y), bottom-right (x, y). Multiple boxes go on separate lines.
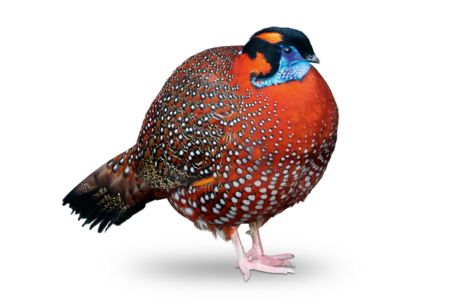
top-left (231, 224), bottom-right (296, 281)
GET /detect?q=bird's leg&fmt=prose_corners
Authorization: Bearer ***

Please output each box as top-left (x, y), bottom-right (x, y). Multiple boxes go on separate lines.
top-left (231, 226), bottom-right (294, 281)
top-left (245, 222), bottom-right (295, 267)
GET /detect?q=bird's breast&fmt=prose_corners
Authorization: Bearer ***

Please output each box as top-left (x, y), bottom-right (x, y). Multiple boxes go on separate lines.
top-left (167, 51), bottom-right (338, 227)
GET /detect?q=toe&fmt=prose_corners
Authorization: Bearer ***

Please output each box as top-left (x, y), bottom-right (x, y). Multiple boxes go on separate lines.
top-left (264, 253), bottom-right (295, 260)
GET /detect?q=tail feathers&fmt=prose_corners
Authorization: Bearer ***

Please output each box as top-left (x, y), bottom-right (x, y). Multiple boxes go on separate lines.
top-left (63, 150), bottom-right (166, 232)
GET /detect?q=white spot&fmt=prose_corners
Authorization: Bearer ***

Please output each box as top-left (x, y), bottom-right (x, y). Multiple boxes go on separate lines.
top-left (196, 218), bottom-right (208, 230)
top-left (225, 213), bottom-right (235, 219)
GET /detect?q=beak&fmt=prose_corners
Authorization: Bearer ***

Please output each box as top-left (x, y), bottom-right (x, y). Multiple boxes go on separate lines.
top-left (306, 55), bottom-right (320, 64)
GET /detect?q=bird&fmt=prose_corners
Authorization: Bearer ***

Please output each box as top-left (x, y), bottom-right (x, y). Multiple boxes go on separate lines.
top-left (63, 27), bottom-right (339, 281)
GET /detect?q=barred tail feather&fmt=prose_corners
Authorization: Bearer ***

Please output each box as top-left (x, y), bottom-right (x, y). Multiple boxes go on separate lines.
top-left (63, 149), bottom-right (166, 232)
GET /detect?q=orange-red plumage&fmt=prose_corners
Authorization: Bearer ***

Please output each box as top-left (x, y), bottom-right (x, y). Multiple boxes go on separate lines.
top-left (255, 32), bottom-right (283, 43)
top-left (63, 27), bottom-right (338, 280)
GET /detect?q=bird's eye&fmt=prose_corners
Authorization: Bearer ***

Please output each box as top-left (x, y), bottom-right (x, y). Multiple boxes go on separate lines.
top-left (283, 47), bottom-right (292, 55)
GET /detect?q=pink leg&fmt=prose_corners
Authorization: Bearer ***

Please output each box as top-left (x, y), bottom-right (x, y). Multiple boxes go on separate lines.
top-left (245, 222), bottom-right (295, 267)
top-left (231, 226), bottom-right (294, 282)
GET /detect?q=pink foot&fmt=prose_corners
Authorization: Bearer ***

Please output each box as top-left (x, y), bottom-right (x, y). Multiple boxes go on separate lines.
top-left (246, 248), bottom-right (296, 268)
top-left (235, 250), bottom-right (295, 268)
top-left (237, 257), bottom-right (294, 282)
top-left (231, 227), bottom-right (295, 281)
top-left (243, 223), bottom-right (296, 269)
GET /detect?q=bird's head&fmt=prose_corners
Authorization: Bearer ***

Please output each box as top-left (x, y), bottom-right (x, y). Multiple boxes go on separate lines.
top-left (235, 27), bottom-right (319, 88)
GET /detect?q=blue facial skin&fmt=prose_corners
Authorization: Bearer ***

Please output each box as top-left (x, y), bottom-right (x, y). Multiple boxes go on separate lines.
top-left (251, 46), bottom-right (311, 88)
